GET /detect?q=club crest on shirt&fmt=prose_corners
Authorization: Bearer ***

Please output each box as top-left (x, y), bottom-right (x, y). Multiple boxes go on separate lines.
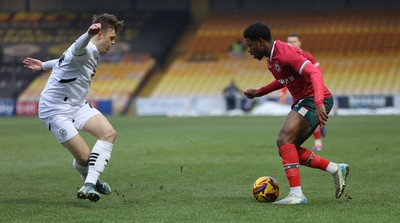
top-left (274, 63), bottom-right (281, 72)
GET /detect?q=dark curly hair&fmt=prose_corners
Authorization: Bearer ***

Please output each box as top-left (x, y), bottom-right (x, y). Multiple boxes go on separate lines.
top-left (92, 13), bottom-right (124, 34)
top-left (243, 22), bottom-right (272, 42)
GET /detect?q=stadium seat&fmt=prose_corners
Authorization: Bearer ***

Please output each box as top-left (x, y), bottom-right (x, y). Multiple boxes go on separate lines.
top-left (151, 10), bottom-right (400, 98)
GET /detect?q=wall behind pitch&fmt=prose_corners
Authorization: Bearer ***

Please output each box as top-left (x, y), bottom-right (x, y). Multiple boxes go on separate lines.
top-left (136, 97), bottom-right (226, 116)
top-left (0, 99), bottom-right (15, 116)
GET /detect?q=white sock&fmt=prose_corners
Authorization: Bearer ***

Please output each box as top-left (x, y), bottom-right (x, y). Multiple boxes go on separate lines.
top-left (314, 139), bottom-right (322, 147)
top-left (72, 159), bottom-right (88, 179)
top-left (290, 186), bottom-right (303, 197)
top-left (85, 170), bottom-right (100, 185)
top-left (85, 140), bottom-right (113, 185)
top-left (326, 162), bottom-right (339, 174)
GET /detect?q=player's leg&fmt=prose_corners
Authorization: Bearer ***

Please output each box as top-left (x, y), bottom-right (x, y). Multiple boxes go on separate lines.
top-left (273, 110), bottom-right (314, 205)
top-left (294, 125), bottom-right (336, 174)
top-left (64, 135), bottom-right (90, 179)
top-left (66, 135), bottom-right (112, 198)
top-left (298, 146), bottom-right (349, 198)
top-left (62, 135), bottom-right (101, 202)
top-left (44, 115), bottom-right (91, 169)
top-left (74, 103), bottom-right (116, 198)
top-left (82, 114), bottom-right (115, 194)
top-left (42, 114), bottom-right (101, 202)
top-left (294, 97), bottom-right (350, 198)
top-left (296, 130), bottom-right (350, 199)
top-left (312, 125), bottom-right (323, 151)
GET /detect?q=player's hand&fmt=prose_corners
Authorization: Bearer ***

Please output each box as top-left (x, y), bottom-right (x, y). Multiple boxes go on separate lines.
top-left (316, 105), bottom-right (328, 126)
top-left (88, 23), bottom-right (101, 36)
top-left (243, 89), bottom-right (259, 99)
top-left (23, 57), bottom-right (43, 71)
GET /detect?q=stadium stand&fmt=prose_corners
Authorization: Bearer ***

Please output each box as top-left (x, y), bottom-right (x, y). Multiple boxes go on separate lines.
top-left (2, 7), bottom-right (399, 115)
top-left (0, 11), bottom-right (188, 114)
top-left (0, 62), bottom-right (40, 99)
top-left (0, 11), bottom-right (189, 60)
top-left (150, 10), bottom-right (400, 98)
top-left (186, 10), bottom-right (400, 53)
top-left (19, 59), bottom-right (156, 114)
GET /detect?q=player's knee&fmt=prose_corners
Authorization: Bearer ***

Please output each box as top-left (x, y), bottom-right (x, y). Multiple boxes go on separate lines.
top-left (276, 128), bottom-right (296, 147)
top-left (109, 128), bottom-right (117, 142)
top-left (75, 152), bottom-right (90, 165)
top-left (100, 128), bottom-right (116, 143)
top-left (276, 136), bottom-right (286, 148)
top-left (276, 135), bottom-right (294, 148)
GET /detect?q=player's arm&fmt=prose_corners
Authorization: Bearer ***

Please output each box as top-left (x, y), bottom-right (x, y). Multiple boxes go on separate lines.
top-left (244, 80), bottom-right (284, 99)
top-left (301, 63), bottom-right (328, 125)
top-left (72, 23), bottom-right (101, 55)
top-left (42, 59), bottom-right (58, 70)
top-left (289, 51), bottom-right (325, 106)
top-left (23, 57), bottom-right (58, 71)
top-left (289, 50), bottom-right (328, 125)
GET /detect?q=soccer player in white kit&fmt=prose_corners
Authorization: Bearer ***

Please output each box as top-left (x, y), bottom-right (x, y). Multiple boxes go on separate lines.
top-left (23, 13), bottom-right (124, 202)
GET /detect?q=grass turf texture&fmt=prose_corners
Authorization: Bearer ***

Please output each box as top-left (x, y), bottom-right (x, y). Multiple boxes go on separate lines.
top-left (1, 115), bottom-right (399, 222)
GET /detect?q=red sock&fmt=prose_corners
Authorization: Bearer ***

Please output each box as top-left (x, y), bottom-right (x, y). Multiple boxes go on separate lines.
top-left (279, 144), bottom-right (300, 187)
top-left (313, 127), bottom-right (321, 140)
top-left (298, 147), bottom-right (330, 170)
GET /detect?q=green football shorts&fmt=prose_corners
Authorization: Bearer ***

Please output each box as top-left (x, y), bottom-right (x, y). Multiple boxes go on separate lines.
top-left (291, 97), bottom-right (334, 129)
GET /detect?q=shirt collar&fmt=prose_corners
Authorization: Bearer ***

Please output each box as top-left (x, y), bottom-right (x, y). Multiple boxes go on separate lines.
top-left (88, 41), bottom-right (100, 59)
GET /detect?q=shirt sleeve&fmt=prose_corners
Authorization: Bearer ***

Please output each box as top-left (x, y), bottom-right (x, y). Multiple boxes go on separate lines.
top-left (288, 49), bottom-right (311, 74)
top-left (72, 32), bottom-right (91, 56)
top-left (41, 59), bottom-right (58, 70)
top-left (302, 63), bottom-right (325, 107)
top-left (257, 80), bottom-right (284, 96)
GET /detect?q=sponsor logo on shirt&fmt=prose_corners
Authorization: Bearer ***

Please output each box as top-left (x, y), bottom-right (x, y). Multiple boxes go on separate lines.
top-left (278, 75), bottom-right (295, 85)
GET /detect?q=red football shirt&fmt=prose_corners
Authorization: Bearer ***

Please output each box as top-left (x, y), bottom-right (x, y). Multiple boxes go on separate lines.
top-left (266, 40), bottom-right (332, 105)
top-left (279, 49), bottom-right (322, 96)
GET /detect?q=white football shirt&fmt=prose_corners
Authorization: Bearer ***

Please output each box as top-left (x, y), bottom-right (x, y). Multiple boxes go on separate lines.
top-left (40, 32), bottom-right (99, 106)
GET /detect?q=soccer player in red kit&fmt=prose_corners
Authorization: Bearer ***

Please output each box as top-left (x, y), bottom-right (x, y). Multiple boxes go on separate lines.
top-left (287, 33), bottom-right (325, 151)
top-left (243, 23), bottom-right (349, 204)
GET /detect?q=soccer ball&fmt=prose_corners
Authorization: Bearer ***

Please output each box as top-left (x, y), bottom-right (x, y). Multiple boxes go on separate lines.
top-left (252, 176), bottom-right (280, 202)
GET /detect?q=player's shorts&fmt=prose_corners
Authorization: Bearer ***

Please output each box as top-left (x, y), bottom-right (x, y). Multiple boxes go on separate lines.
top-left (291, 97), bottom-right (333, 129)
top-left (38, 98), bottom-right (101, 143)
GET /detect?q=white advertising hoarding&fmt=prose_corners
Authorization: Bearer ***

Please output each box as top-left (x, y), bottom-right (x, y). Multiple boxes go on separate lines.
top-left (136, 97), bottom-right (226, 116)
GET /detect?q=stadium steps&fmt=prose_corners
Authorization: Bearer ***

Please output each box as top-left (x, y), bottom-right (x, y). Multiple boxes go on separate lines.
top-left (122, 21), bottom-right (200, 114)
top-left (149, 10), bottom-right (400, 98)
top-left (136, 22), bottom-right (199, 98)
top-left (18, 60), bottom-right (156, 114)
top-left (137, 70), bottom-right (164, 97)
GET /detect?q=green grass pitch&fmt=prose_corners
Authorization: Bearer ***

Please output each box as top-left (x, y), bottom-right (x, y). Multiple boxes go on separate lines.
top-left (1, 115), bottom-right (400, 222)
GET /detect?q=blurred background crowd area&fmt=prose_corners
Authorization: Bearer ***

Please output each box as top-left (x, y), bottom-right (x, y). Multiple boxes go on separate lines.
top-left (1, 0), bottom-right (399, 116)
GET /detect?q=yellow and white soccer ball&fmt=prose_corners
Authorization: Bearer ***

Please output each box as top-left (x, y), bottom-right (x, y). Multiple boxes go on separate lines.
top-left (252, 176), bottom-right (280, 202)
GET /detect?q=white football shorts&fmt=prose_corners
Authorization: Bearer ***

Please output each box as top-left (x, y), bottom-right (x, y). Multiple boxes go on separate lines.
top-left (38, 98), bottom-right (101, 143)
